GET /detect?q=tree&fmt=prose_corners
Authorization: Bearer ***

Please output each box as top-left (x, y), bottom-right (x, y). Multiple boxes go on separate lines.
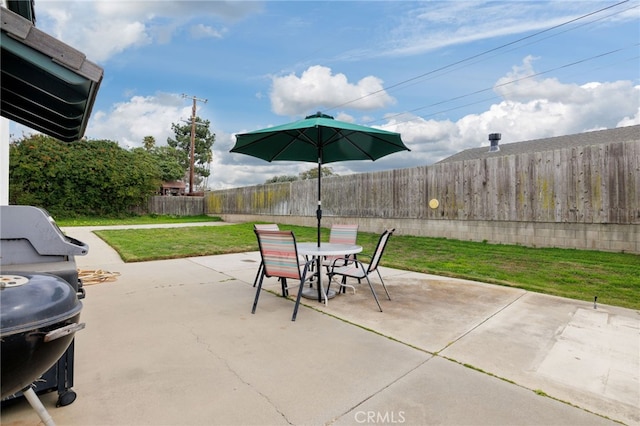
top-left (166, 117), bottom-right (215, 191)
top-left (299, 166), bottom-right (336, 180)
top-left (264, 166), bottom-right (337, 184)
top-left (9, 134), bottom-right (161, 217)
top-left (143, 135), bottom-right (156, 151)
top-left (151, 145), bottom-right (186, 182)
top-left (265, 174), bottom-right (298, 184)
top-left (139, 135), bottom-right (186, 182)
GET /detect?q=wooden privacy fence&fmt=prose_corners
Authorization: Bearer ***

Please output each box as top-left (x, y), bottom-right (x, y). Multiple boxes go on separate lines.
top-left (206, 140), bottom-right (639, 225)
top-left (146, 196), bottom-right (204, 216)
top-left (430, 140), bottom-right (639, 224)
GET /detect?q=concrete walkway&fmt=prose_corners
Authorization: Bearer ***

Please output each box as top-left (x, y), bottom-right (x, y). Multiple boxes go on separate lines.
top-left (1, 223), bottom-right (638, 425)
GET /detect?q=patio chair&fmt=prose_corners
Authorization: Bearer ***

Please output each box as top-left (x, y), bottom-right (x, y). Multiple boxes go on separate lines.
top-left (252, 229), bottom-right (315, 321)
top-left (327, 229), bottom-right (394, 312)
top-left (320, 224), bottom-right (359, 289)
top-left (252, 224), bottom-right (279, 287)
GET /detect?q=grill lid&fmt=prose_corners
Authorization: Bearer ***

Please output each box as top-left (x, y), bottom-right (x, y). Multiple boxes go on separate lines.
top-left (0, 273), bottom-right (82, 336)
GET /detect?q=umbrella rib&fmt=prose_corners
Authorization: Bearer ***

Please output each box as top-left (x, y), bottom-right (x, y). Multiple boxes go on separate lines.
top-left (233, 129), bottom-right (317, 162)
top-left (230, 133), bottom-right (276, 160)
top-left (324, 129), bottom-right (407, 161)
top-left (340, 131), bottom-right (375, 161)
top-left (274, 129), bottom-right (318, 161)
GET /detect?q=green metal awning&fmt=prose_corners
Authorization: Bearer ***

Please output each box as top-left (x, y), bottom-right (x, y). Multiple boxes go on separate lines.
top-left (1, 6), bottom-right (103, 142)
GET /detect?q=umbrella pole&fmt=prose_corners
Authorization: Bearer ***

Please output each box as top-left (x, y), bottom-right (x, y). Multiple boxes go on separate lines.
top-left (316, 156), bottom-right (322, 247)
top-left (316, 152), bottom-right (322, 302)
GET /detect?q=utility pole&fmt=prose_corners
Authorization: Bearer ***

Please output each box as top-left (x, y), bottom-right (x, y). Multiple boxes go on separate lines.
top-left (181, 94), bottom-right (207, 195)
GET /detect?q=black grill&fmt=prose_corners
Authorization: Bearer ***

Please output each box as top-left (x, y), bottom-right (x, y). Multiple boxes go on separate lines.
top-left (1, 205), bottom-right (88, 407)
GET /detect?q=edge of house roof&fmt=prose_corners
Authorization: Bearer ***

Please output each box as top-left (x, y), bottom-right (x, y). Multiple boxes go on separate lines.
top-left (437, 125), bottom-right (640, 164)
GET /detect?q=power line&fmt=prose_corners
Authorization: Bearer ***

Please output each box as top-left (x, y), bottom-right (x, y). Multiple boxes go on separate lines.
top-left (371, 3), bottom-right (639, 100)
top-left (427, 54), bottom-right (639, 122)
top-left (322, 0), bottom-right (632, 114)
top-left (376, 44), bottom-right (639, 128)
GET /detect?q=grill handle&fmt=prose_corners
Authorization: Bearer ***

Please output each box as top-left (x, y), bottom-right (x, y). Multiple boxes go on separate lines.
top-left (44, 323), bottom-right (86, 342)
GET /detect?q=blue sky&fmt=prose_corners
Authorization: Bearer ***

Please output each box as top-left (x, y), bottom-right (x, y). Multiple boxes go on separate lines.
top-left (12, 1), bottom-right (640, 189)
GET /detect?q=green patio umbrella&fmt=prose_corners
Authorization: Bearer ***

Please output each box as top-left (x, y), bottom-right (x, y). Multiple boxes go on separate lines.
top-left (231, 112), bottom-right (410, 246)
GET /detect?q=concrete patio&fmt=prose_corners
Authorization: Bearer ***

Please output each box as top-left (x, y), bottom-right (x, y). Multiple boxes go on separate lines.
top-left (1, 222), bottom-right (638, 425)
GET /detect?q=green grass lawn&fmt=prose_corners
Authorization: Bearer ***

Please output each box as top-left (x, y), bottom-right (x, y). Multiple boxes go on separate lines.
top-left (87, 219), bottom-right (640, 310)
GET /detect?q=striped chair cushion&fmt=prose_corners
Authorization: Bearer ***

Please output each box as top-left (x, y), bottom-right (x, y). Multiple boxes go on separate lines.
top-left (329, 224), bottom-right (358, 244)
top-left (258, 231), bottom-right (301, 279)
top-left (324, 224), bottom-right (359, 266)
top-left (254, 224), bottom-right (280, 231)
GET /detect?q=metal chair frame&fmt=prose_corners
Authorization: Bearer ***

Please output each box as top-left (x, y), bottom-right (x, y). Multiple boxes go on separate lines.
top-left (322, 224), bottom-right (359, 290)
top-left (327, 229), bottom-right (394, 312)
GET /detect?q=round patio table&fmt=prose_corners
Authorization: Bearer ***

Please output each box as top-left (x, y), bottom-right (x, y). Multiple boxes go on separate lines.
top-left (296, 242), bottom-right (362, 303)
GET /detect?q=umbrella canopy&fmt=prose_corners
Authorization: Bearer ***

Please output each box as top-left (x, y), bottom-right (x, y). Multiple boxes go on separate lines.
top-left (231, 112), bottom-right (408, 164)
top-left (231, 112), bottom-right (410, 245)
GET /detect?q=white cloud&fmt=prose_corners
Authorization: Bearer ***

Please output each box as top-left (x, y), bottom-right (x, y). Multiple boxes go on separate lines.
top-left (87, 93), bottom-right (191, 148)
top-left (190, 24), bottom-right (225, 39)
top-left (270, 66), bottom-right (396, 116)
top-left (495, 56), bottom-right (591, 104)
top-left (493, 57), bottom-right (640, 133)
top-left (380, 2), bottom-right (591, 57)
top-left (36, 2), bottom-right (151, 62)
top-left (35, 1), bottom-right (260, 63)
top-left (617, 106), bottom-right (640, 127)
top-left (334, 112), bottom-right (355, 123)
